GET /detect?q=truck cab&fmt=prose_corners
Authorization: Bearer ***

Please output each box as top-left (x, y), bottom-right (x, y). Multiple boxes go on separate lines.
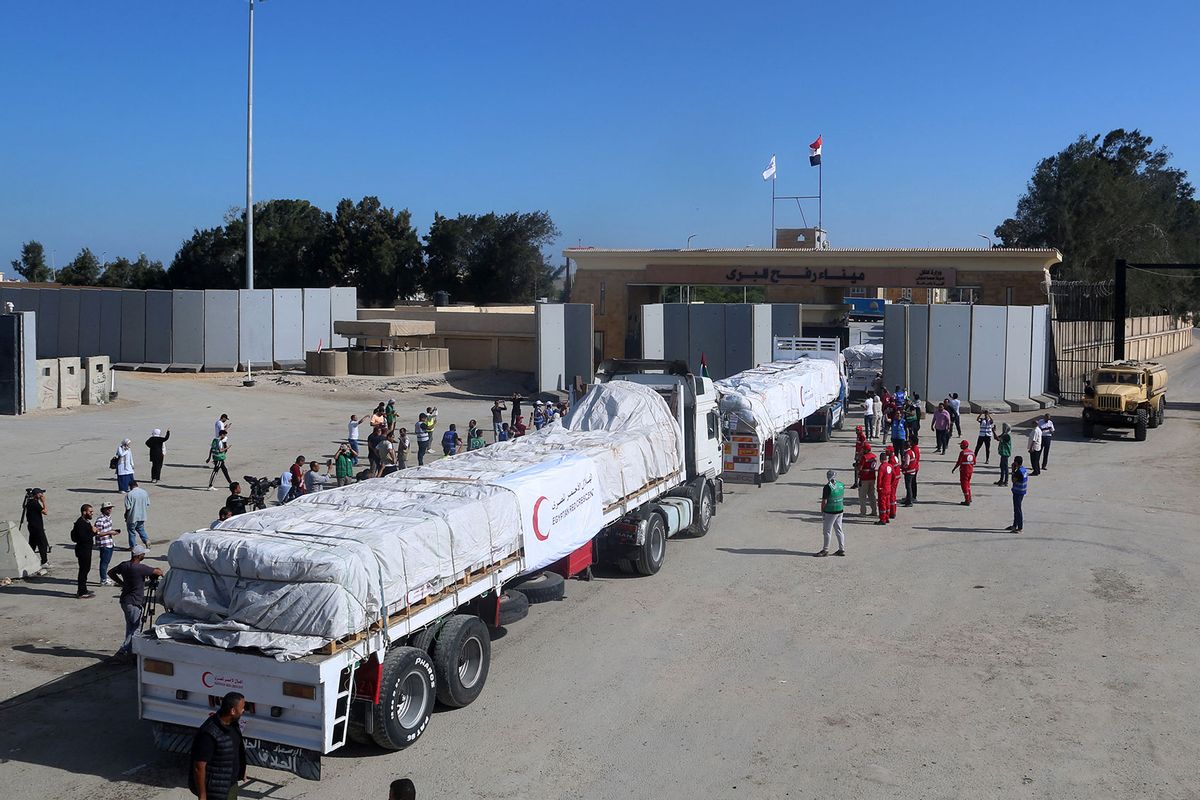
top-left (1082, 360), bottom-right (1168, 441)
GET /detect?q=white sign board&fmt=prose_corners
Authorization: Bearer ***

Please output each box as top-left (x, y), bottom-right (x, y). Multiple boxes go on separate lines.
top-left (493, 454), bottom-right (603, 571)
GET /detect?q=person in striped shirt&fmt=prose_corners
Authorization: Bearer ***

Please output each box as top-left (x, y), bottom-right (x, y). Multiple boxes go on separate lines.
top-left (974, 411), bottom-right (995, 463)
top-left (94, 501), bottom-right (119, 586)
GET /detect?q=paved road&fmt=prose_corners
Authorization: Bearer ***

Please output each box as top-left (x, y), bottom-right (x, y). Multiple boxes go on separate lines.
top-left (1, 346), bottom-right (1198, 799)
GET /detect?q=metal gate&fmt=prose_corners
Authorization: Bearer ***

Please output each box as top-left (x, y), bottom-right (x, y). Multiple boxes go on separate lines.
top-left (1048, 280), bottom-right (1113, 402)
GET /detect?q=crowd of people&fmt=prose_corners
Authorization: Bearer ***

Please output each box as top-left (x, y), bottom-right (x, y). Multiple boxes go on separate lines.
top-left (818, 387), bottom-right (1053, 556)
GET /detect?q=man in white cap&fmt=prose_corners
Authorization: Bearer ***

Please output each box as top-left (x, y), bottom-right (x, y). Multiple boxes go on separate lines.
top-left (108, 544), bottom-right (163, 661)
top-left (817, 469), bottom-right (846, 557)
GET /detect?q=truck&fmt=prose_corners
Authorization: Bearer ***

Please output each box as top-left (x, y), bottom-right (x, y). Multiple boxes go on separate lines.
top-left (133, 365), bottom-right (722, 780)
top-left (1081, 360), bottom-right (1169, 441)
top-left (843, 296), bottom-right (888, 321)
top-left (718, 337), bottom-right (847, 486)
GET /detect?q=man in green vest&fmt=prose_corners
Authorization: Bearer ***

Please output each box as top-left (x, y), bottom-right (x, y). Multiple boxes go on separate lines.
top-left (818, 469), bottom-right (846, 557)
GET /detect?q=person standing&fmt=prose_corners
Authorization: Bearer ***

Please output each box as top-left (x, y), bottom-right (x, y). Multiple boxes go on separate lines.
top-left (889, 413), bottom-right (908, 456)
top-left (893, 385), bottom-right (907, 406)
top-left (509, 393), bottom-right (524, 427)
top-left (375, 434), bottom-right (396, 477)
top-left (71, 504), bottom-right (97, 599)
top-left (108, 544), bottom-right (162, 660)
top-left (1008, 456), bottom-right (1029, 533)
top-left (396, 428), bottom-right (409, 469)
top-left (207, 415), bottom-right (230, 463)
top-left (1026, 423), bottom-right (1043, 477)
top-left (23, 488), bottom-right (49, 567)
top-left (532, 401), bottom-right (546, 430)
top-left (224, 483), bottom-right (248, 516)
top-left (467, 420), bottom-right (486, 451)
top-left (189, 692), bottom-right (248, 800)
top-left (441, 424), bottom-right (462, 456)
top-left (498, 422), bottom-right (511, 442)
top-left (1037, 414), bottom-right (1055, 471)
top-left (385, 399), bottom-right (398, 433)
top-left (206, 430), bottom-right (231, 490)
top-left (888, 447), bottom-right (902, 518)
top-left (951, 440), bottom-right (976, 505)
top-left (875, 448), bottom-right (896, 525)
top-left (347, 415), bottom-right (361, 460)
top-left (124, 480), bottom-right (151, 549)
top-left (416, 409), bottom-right (437, 465)
top-left (94, 501), bottom-right (119, 586)
top-left (145, 428), bottom-right (170, 484)
top-left (974, 412), bottom-right (994, 463)
top-left (862, 392), bottom-right (876, 439)
top-left (335, 445), bottom-right (355, 486)
top-left (901, 435), bottom-right (921, 507)
top-left (994, 423), bottom-right (1013, 486)
top-left (817, 470), bottom-right (846, 557)
top-left (491, 399), bottom-right (506, 441)
top-left (948, 393), bottom-right (963, 436)
top-left (851, 426), bottom-right (867, 489)
top-left (115, 438), bottom-right (136, 493)
top-left (931, 403), bottom-right (952, 454)
top-left (857, 443), bottom-right (878, 518)
top-left (366, 423), bottom-right (385, 475)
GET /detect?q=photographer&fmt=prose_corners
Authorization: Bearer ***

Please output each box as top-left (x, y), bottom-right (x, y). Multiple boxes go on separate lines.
top-left (22, 488), bottom-right (49, 567)
top-left (224, 482), bottom-right (248, 516)
top-left (108, 544), bottom-right (162, 661)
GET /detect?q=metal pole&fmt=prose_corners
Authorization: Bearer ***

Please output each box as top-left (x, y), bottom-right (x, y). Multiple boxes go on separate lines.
top-left (245, 0), bottom-right (255, 290)
top-left (817, 161), bottom-right (823, 235)
top-left (1113, 259), bottom-right (1126, 360)
top-left (770, 176), bottom-right (776, 247)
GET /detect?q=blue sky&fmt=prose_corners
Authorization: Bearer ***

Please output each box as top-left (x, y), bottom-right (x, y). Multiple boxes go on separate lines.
top-left (2, 0), bottom-right (1198, 272)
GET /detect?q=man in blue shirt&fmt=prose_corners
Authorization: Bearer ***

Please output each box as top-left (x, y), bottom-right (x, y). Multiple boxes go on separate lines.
top-left (890, 416), bottom-right (908, 455)
top-left (1007, 456), bottom-right (1028, 533)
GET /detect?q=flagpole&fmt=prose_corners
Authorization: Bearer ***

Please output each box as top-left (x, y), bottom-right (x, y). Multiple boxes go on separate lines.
top-left (771, 175), bottom-right (776, 247)
top-left (818, 161), bottom-right (823, 234)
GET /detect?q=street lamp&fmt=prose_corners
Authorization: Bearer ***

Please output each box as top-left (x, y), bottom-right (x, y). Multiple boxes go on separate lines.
top-left (244, 0), bottom-right (260, 290)
top-left (686, 234), bottom-right (696, 249)
top-left (976, 233), bottom-right (994, 248)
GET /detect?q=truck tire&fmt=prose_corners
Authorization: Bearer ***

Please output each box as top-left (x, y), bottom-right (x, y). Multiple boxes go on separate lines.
top-left (411, 625), bottom-right (439, 654)
top-left (762, 440), bottom-right (781, 483)
top-left (498, 589), bottom-right (529, 625)
top-left (1148, 400), bottom-right (1160, 429)
top-left (778, 438), bottom-right (792, 475)
top-left (634, 513), bottom-right (666, 576)
top-left (371, 646), bottom-right (435, 751)
top-left (1160, 396), bottom-right (1167, 422)
top-left (688, 483), bottom-right (715, 537)
top-left (431, 615), bottom-right (490, 708)
top-left (511, 571), bottom-right (565, 604)
top-left (1134, 408), bottom-right (1148, 441)
top-left (787, 430), bottom-right (801, 463)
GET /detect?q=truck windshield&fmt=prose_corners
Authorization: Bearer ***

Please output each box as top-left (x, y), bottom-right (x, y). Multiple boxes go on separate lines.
top-left (1096, 371), bottom-right (1140, 385)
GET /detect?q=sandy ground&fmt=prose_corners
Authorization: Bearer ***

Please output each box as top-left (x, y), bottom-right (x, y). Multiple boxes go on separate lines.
top-left (1, 336), bottom-right (1198, 800)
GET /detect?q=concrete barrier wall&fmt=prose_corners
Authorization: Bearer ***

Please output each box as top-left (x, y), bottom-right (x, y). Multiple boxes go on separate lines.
top-left (1003, 306), bottom-right (1033, 403)
top-left (145, 290), bottom-right (173, 364)
top-left (82, 355), bottom-right (109, 405)
top-left (663, 304), bottom-right (690, 365)
top-left (120, 290), bottom-right (146, 363)
top-left (724, 304), bottom-right (754, 376)
top-left (272, 289), bottom-right (304, 363)
top-left (19, 312), bottom-right (36, 412)
top-left (536, 303), bottom-right (566, 392)
top-left (57, 288), bottom-right (80, 360)
top-left (330, 287), bottom-right (357, 348)
top-left (237, 289), bottom-right (274, 368)
top-left (303, 288), bottom-right (331, 352)
top-left (563, 304), bottom-right (593, 384)
top-left (968, 306), bottom-right (1007, 402)
top-left (689, 305), bottom-right (726, 379)
top-left (752, 304), bottom-right (773, 367)
top-left (771, 304), bottom-right (803, 339)
top-left (98, 290), bottom-right (122, 359)
top-left (36, 289), bottom-right (60, 359)
top-left (78, 289), bottom-right (102, 358)
top-left (1030, 305), bottom-right (1048, 398)
top-left (907, 304), bottom-right (931, 400)
top-left (172, 290), bottom-right (205, 365)
top-left (925, 304), bottom-right (969, 404)
top-left (35, 359), bottom-right (58, 410)
top-left (641, 304), bottom-right (664, 359)
top-left (882, 304), bottom-right (907, 391)
top-left (203, 290), bottom-right (240, 369)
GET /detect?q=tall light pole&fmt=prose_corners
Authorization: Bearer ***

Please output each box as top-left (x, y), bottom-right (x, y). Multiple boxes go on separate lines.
top-left (976, 233), bottom-right (994, 248)
top-left (245, 0), bottom-right (256, 290)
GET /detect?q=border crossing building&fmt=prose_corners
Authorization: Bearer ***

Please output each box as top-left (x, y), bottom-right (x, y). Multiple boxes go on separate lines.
top-left (566, 228), bottom-right (1062, 361)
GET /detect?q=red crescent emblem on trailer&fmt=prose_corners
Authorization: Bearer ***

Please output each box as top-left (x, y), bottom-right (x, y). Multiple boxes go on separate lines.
top-left (202, 671), bottom-right (215, 688)
top-left (532, 496), bottom-right (550, 540)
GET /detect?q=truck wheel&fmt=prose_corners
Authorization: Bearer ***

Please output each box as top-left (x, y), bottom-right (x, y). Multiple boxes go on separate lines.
top-left (688, 484), bottom-right (714, 537)
top-left (511, 571), bottom-right (565, 603)
top-left (371, 646), bottom-right (435, 750)
top-left (498, 589), bottom-right (529, 625)
top-left (1160, 396), bottom-right (1167, 422)
top-left (1134, 409), bottom-right (1148, 441)
top-left (787, 430), bottom-right (801, 462)
top-left (432, 615), bottom-right (490, 708)
top-left (762, 441), bottom-right (780, 483)
top-left (778, 438), bottom-right (792, 475)
top-left (634, 513), bottom-right (666, 576)
top-left (1148, 401), bottom-right (1160, 429)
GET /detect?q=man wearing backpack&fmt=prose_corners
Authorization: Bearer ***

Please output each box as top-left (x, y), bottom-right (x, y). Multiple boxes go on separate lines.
top-left (206, 430), bottom-right (231, 491)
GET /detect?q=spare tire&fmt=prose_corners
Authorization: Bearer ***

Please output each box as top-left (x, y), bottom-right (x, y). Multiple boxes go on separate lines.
top-left (498, 589), bottom-right (529, 625)
top-left (510, 571), bottom-right (565, 603)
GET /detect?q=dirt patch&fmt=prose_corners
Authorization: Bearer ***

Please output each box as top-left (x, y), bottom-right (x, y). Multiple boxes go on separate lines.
top-left (1089, 568), bottom-right (1144, 603)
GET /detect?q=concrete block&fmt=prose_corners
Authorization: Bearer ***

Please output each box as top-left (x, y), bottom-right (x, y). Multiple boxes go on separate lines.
top-left (563, 303), bottom-right (593, 383)
top-left (36, 289), bottom-right (60, 358)
top-left (238, 289), bottom-right (273, 369)
top-left (378, 350), bottom-right (399, 376)
top-left (272, 288), bottom-right (304, 364)
top-left (1005, 397), bottom-right (1040, 412)
top-left (203, 290), bottom-right (240, 370)
top-left (78, 289), bottom-right (103, 357)
top-left (145, 290), bottom-right (173, 364)
top-left (98, 290), bottom-right (123, 359)
top-left (57, 288), bottom-right (81, 358)
top-left (438, 348), bottom-right (450, 372)
top-left (347, 349), bottom-right (365, 374)
top-left (82, 356), bottom-right (110, 405)
top-left (302, 288), bottom-right (331, 352)
top-left (56, 357), bottom-right (82, 407)
top-left (120, 290), bottom-right (146, 364)
top-left (36, 359), bottom-right (58, 410)
top-left (167, 363), bottom-right (202, 373)
top-left (329, 287), bottom-right (358, 348)
top-left (968, 305), bottom-right (1006, 406)
top-left (968, 400), bottom-right (1012, 414)
top-left (362, 350), bottom-right (381, 375)
top-left (641, 304), bottom-right (664, 359)
top-left (415, 349), bottom-right (431, 374)
top-left (397, 350), bottom-right (416, 375)
top-left (171, 290), bottom-right (205, 364)
top-left (17, 312), bottom-right (38, 413)
top-left (305, 351), bottom-right (319, 375)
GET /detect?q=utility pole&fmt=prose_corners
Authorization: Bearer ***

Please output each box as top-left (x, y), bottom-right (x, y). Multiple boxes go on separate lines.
top-left (245, 0), bottom-right (256, 290)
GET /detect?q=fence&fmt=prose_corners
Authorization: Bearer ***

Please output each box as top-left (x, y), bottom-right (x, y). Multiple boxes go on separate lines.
top-left (1051, 314), bottom-right (1193, 401)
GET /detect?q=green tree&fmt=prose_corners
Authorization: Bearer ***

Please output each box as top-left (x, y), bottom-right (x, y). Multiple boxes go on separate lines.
top-left (424, 211), bottom-right (560, 304)
top-left (10, 240), bottom-right (53, 283)
top-left (421, 212), bottom-right (472, 298)
top-left (250, 199), bottom-right (333, 288)
top-left (168, 222), bottom-right (245, 289)
top-left (99, 253), bottom-right (168, 289)
top-left (328, 196), bottom-right (423, 306)
top-left (996, 129), bottom-right (1200, 315)
top-left (55, 247), bottom-right (102, 285)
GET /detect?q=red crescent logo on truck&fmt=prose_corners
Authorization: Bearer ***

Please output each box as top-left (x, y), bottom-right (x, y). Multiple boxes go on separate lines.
top-left (202, 671), bottom-right (215, 688)
top-left (532, 496), bottom-right (550, 540)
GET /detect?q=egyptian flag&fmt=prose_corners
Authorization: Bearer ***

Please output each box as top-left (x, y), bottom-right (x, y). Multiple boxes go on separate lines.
top-left (809, 135), bottom-right (822, 166)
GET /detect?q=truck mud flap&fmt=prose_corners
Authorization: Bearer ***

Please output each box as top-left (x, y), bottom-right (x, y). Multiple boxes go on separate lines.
top-left (152, 721), bottom-right (323, 781)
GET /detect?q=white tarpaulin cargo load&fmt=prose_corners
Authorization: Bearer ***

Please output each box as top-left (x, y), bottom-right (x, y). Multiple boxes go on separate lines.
top-left (155, 381), bottom-right (681, 659)
top-left (716, 358), bottom-right (842, 441)
top-left (843, 343), bottom-right (883, 393)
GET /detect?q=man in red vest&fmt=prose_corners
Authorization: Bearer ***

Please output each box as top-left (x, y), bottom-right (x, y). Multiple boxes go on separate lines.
top-left (901, 434), bottom-right (921, 507)
top-left (851, 426), bottom-right (867, 489)
top-left (857, 443), bottom-right (878, 517)
top-left (951, 439), bottom-right (976, 505)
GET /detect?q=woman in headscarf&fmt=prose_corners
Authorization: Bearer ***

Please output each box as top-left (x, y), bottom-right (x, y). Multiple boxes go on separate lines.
top-left (145, 428), bottom-right (170, 484)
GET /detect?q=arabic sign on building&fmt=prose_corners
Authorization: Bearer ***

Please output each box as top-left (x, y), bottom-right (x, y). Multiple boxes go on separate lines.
top-left (644, 264), bottom-right (957, 288)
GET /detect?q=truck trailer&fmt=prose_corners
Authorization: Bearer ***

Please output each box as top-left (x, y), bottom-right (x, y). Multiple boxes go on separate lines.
top-left (133, 367), bottom-right (722, 779)
top-left (718, 337), bottom-right (847, 485)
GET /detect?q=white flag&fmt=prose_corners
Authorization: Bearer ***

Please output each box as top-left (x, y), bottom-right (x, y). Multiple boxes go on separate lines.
top-left (761, 155), bottom-right (776, 181)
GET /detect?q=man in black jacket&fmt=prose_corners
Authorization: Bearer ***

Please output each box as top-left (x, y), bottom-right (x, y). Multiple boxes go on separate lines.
top-left (190, 692), bottom-right (247, 799)
top-left (71, 504), bottom-right (97, 599)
